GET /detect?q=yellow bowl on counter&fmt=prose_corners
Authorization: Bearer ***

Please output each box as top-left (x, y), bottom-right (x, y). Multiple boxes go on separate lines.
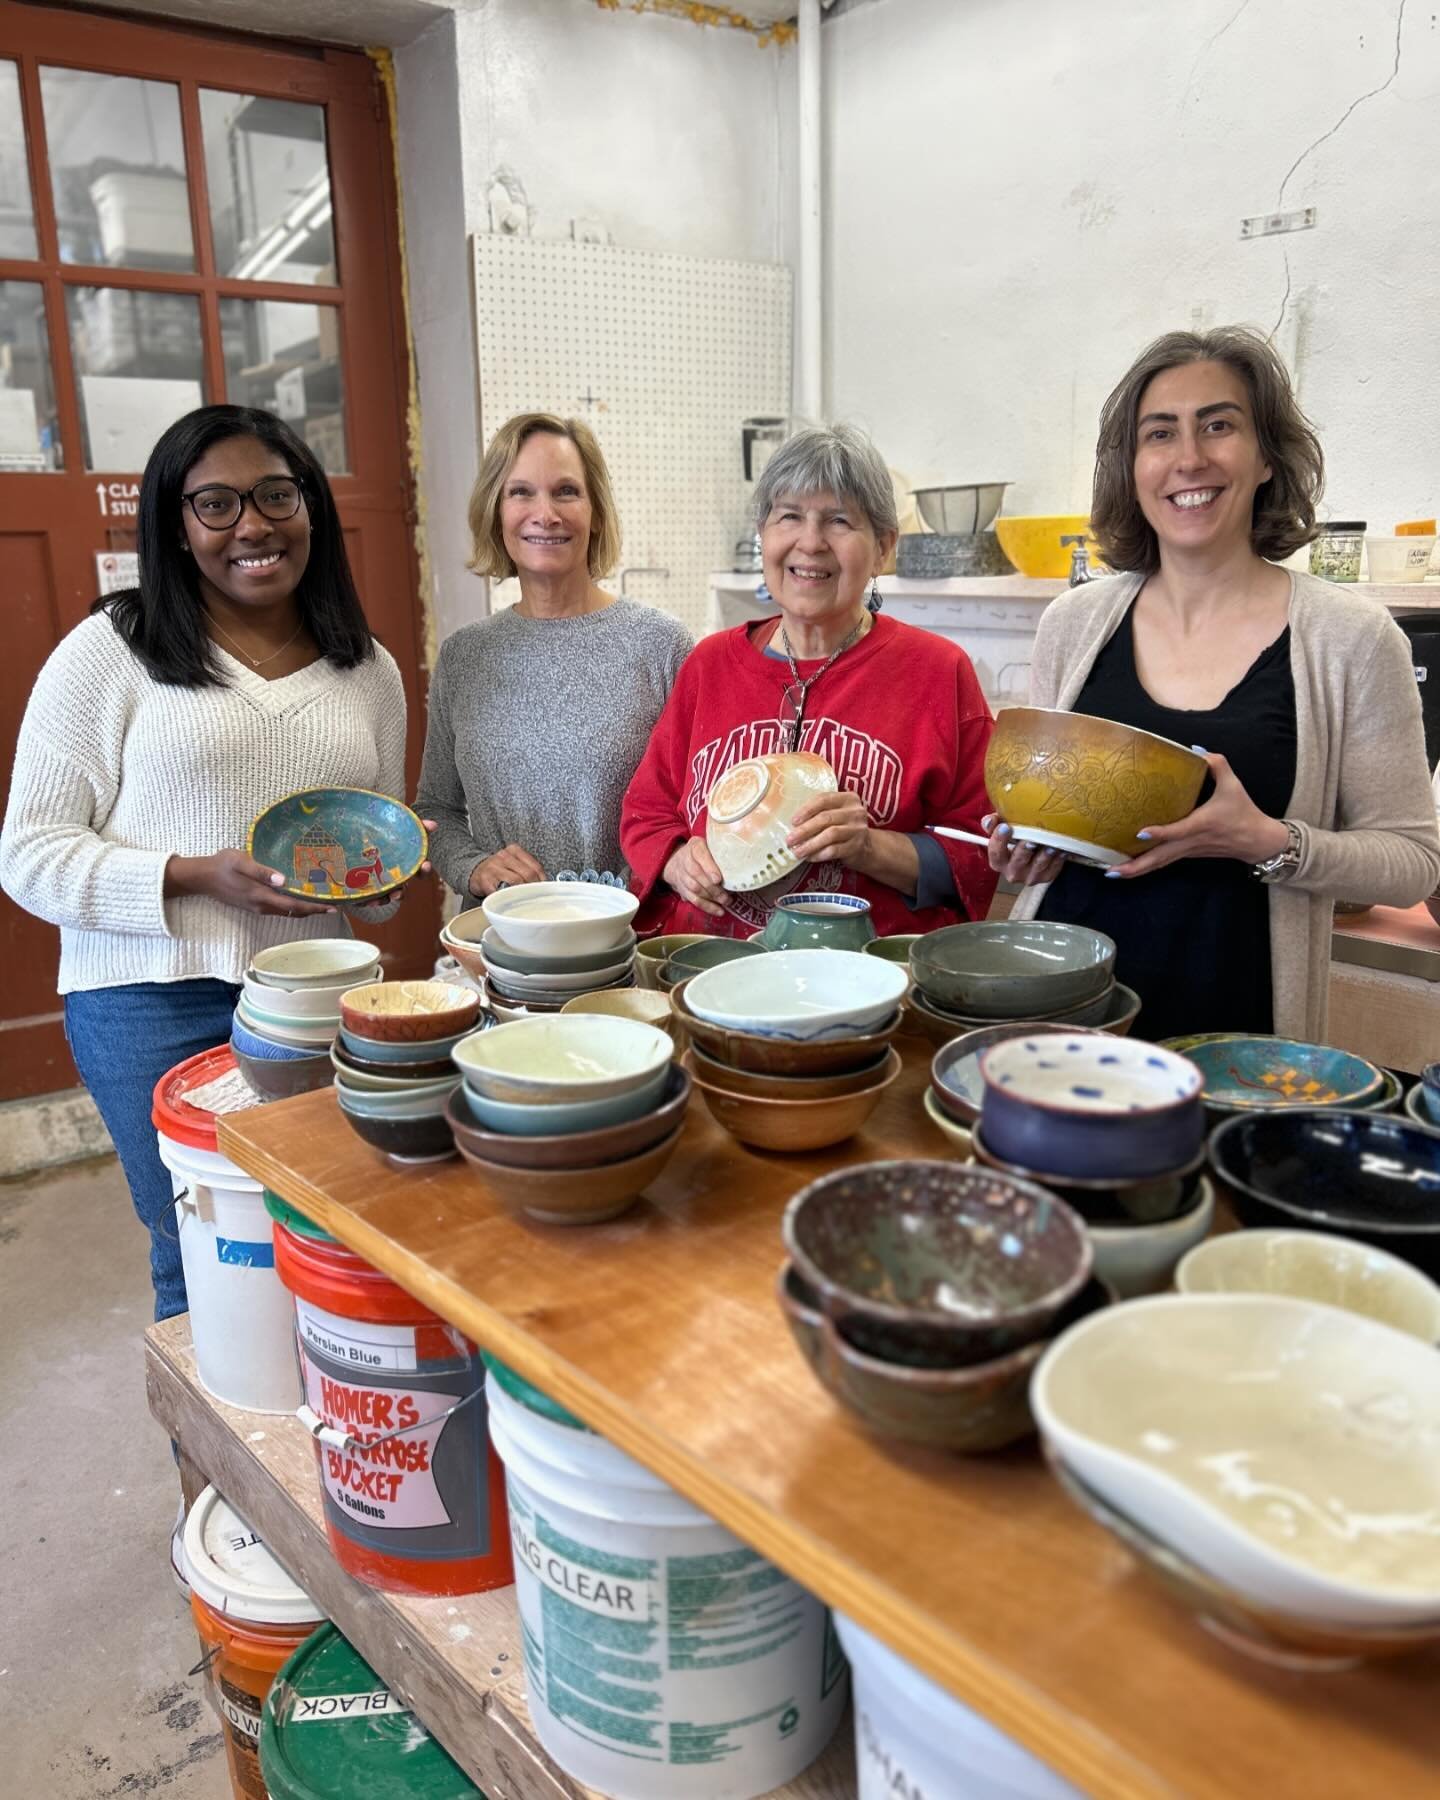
top-left (993, 515), bottom-right (1090, 578)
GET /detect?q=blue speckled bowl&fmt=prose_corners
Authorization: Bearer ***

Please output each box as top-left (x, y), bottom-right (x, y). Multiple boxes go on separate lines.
top-left (248, 787), bottom-right (427, 905)
top-left (231, 1014), bottom-right (329, 1063)
top-left (1187, 1036), bottom-right (1385, 1113)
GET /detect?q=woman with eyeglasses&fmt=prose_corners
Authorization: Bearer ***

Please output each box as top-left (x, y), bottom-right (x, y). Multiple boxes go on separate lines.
top-left (1, 403), bottom-right (410, 1326)
top-left (621, 424), bottom-right (997, 937)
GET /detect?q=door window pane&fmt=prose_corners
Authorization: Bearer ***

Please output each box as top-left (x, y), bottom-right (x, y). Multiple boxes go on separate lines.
top-left (40, 68), bottom-right (193, 271)
top-left (0, 283), bottom-right (60, 470)
top-left (201, 91), bottom-right (335, 283)
top-left (65, 286), bottom-right (204, 469)
top-left (221, 297), bottom-right (347, 473)
top-left (0, 63), bottom-right (37, 259)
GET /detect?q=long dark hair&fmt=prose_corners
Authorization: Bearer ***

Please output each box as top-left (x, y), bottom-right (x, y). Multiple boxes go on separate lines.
top-left (93, 404), bottom-right (375, 686)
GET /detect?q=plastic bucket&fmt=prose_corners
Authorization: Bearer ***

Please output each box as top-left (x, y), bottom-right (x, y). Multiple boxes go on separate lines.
top-left (261, 1623), bottom-right (486, 1798)
top-left (270, 1200), bottom-right (511, 1597)
top-left (154, 1047), bottom-right (300, 1413)
top-left (834, 1613), bottom-right (1084, 1800)
top-left (183, 1485), bottom-right (326, 1800)
top-left (484, 1356), bottom-right (847, 1799)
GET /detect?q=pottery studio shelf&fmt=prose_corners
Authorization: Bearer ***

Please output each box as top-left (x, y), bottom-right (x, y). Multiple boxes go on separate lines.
top-left (214, 1042), bottom-right (1440, 1800)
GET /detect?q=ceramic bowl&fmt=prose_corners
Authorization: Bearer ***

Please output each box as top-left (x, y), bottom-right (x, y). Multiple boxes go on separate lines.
top-left (686, 1039), bottom-right (893, 1101)
top-left (454, 1125), bottom-right (683, 1225)
top-left (333, 1093), bottom-right (457, 1165)
top-left (970, 1122), bottom-right (1204, 1225)
top-left (1424, 1060), bottom-right (1440, 1106)
top-left (1048, 1455), bottom-right (1440, 1672)
top-left (1083, 1178), bottom-right (1217, 1298)
top-left (862, 935), bottom-right (919, 966)
top-left (337, 979), bottom-right (479, 1044)
top-left (1405, 1082), bottom-right (1439, 1128)
top-left (920, 1087), bottom-right (975, 1157)
top-left (1176, 1229), bottom-right (1440, 1343)
top-left (782, 1159), bottom-right (1093, 1366)
top-left (338, 1023), bottom-right (479, 1066)
top-left (249, 938), bottom-right (381, 990)
top-left (911, 482), bottom-right (1010, 536)
top-left (984, 707), bottom-right (1207, 866)
top-left (757, 892), bottom-right (877, 954)
top-left (234, 999), bottom-right (337, 1049)
top-left (451, 1014), bottom-right (672, 1108)
top-left (704, 751), bottom-right (839, 892)
top-left (1187, 1036), bottom-right (1385, 1112)
top-left (670, 981), bottom-right (904, 1076)
top-left (332, 1074), bottom-right (458, 1116)
top-left (481, 881), bottom-right (638, 957)
top-left (684, 1046), bottom-right (901, 1152)
top-left (329, 1042), bottom-right (459, 1092)
top-left (1208, 1108), bottom-right (1440, 1274)
top-left (684, 948), bottom-right (909, 1042)
top-left (932, 1023), bottom-right (1107, 1127)
top-left (231, 1014), bottom-right (331, 1063)
top-left (910, 980), bottom-right (1126, 1034)
top-left (910, 921), bottom-right (1115, 1018)
top-left (634, 933), bottom-right (713, 990)
top-left (457, 1069), bottom-right (668, 1137)
top-left (249, 786), bottom-right (427, 904)
top-left (667, 937), bottom-right (769, 980)
top-left (1032, 1294), bottom-right (1440, 1628)
top-left (784, 1263), bottom-right (1116, 1453)
top-left (445, 1065), bottom-right (691, 1170)
top-left (480, 956), bottom-right (634, 999)
top-left (467, 921), bottom-right (639, 976)
top-left (559, 988), bottom-right (675, 1033)
top-left (241, 973), bottom-right (351, 1024)
top-left (980, 1035), bottom-right (1204, 1180)
top-left (231, 1040), bottom-right (334, 1101)
top-left (991, 515), bottom-right (1090, 580)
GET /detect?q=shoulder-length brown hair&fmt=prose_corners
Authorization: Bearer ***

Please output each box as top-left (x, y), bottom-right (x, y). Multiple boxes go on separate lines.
top-left (1090, 326), bottom-right (1324, 574)
top-left (467, 413), bottom-right (621, 580)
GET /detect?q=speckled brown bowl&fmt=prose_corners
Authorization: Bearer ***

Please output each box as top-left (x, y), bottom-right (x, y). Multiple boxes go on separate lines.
top-left (687, 1039), bottom-right (894, 1102)
top-left (453, 1125), bottom-right (683, 1225)
top-left (670, 979), bottom-right (903, 1075)
top-left (339, 979), bottom-right (480, 1044)
top-left (782, 1159), bottom-right (1092, 1366)
top-left (684, 1047), bottom-right (902, 1152)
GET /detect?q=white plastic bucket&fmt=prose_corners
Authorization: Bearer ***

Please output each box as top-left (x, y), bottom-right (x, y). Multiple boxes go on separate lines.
top-left (156, 1129), bottom-right (299, 1414)
top-left (485, 1364), bottom-right (847, 1800)
top-left (835, 1613), bottom-right (1084, 1800)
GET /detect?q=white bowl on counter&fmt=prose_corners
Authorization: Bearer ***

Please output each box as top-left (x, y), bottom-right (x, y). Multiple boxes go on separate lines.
top-left (451, 1014), bottom-right (672, 1106)
top-left (1032, 1294), bottom-right (1440, 1628)
top-left (480, 881), bottom-right (638, 956)
top-left (682, 948), bottom-right (909, 1042)
top-left (249, 938), bottom-right (381, 990)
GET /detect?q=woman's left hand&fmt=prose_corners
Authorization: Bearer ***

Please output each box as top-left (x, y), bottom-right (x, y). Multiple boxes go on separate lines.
top-left (1108, 755), bottom-right (1290, 878)
top-left (787, 791), bottom-right (872, 867)
top-left (352, 819), bottom-right (438, 908)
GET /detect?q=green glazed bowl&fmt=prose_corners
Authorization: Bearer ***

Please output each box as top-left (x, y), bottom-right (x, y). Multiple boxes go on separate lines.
top-left (758, 893), bottom-right (877, 953)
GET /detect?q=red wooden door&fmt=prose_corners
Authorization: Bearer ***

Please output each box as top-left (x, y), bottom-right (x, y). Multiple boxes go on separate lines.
top-left (0, 0), bottom-right (436, 1099)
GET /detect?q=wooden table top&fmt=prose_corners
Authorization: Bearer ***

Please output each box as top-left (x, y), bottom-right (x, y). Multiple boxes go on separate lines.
top-left (218, 1041), bottom-right (1440, 1800)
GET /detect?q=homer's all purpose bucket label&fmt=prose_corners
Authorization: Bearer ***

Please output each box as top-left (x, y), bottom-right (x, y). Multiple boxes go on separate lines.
top-left (214, 1674), bottom-right (266, 1799)
top-left (294, 1297), bottom-right (491, 1559)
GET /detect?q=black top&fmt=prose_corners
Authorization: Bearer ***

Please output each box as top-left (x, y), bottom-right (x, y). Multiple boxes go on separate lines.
top-left (1036, 600), bottom-right (1298, 1041)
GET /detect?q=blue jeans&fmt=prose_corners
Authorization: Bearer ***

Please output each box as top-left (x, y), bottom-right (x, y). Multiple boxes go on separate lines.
top-left (65, 980), bottom-right (241, 1322)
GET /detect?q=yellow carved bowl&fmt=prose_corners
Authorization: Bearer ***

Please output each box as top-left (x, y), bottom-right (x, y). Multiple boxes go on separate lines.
top-left (984, 708), bottom-right (1207, 868)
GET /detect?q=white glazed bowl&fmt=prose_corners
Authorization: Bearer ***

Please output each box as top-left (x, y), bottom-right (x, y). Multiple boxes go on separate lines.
top-left (480, 882), bottom-right (638, 957)
top-left (1087, 1179), bottom-right (1216, 1298)
top-left (1032, 1294), bottom-right (1440, 1627)
top-left (1176, 1229), bottom-right (1440, 1343)
top-left (249, 938), bottom-right (381, 991)
top-left (704, 753), bottom-right (839, 892)
top-left (683, 948), bottom-right (910, 1042)
top-left (452, 1014), bottom-right (672, 1106)
top-left (234, 998), bottom-right (338, 1048)
top-left (478, 953), bottom-right (633, 996)
top-left (242, 972), bottom-right (352, 1022)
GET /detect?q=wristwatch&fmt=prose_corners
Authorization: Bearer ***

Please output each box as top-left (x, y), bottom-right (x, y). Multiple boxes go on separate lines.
top-left (1253, 820), bottom-right (1302, 885)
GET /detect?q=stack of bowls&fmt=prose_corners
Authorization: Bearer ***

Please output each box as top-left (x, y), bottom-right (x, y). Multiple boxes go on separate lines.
top-left (1404, 1061), bottom-right (1440, 1128)
top-left (908, 922), bottom-right (1139, 1046)
top-left (779, 1160), bottom-right (1107, 1452)
top-left (655, 935), bottom-right (767, 994)
top-left (1033, 1294), bottom-right (1440, 1668)
top-left (972, 1034), bottom-right (1214, 1296)
top-left (440, 881), bottom-right (639, 1017)
top-left (1160, 1032), bottom-right (1397, 1120)
top-left (925, 1022), bottom-right (1105, 1156)
top-left (676, 949), bottom-right (907, 1151)
top-left (634, 933), bottom-right (714, 992)
top-left (447, 1014), bottom-right (683, 1224)
top-left (332, 979), bottom-right (482, 1166)
top-left (231, 938), bottom-right (381, 1099)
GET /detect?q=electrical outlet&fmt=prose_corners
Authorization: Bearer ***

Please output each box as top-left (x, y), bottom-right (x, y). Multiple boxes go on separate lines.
top-left (1240, 207), bottom-right (1317, 240)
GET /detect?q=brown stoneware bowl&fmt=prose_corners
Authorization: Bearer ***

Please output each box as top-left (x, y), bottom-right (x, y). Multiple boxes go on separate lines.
top-left (445, 1065), bottom-right (691, 1171)
top-left (339, 979), bottom-right (480, 1044)
top-left (687, 1039), bottom-right (894, 1102)
top-left (684, 1047), bottom-right (902, 1152)
top-left (670, 979), bottom-right (903, 1075)
top-left (333, 1097), bottom-right (458, 1165)
top-left (231, 1041), bottom-right (334, 1102)
top-left (453, 1125), bottom-right (683, 1225)
top-left (782, 1159), bottom-right (1092, 1366)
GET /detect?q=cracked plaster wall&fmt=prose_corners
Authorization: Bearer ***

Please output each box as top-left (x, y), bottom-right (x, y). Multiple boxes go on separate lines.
top-left (822, 0), bottom-right (1440, 531)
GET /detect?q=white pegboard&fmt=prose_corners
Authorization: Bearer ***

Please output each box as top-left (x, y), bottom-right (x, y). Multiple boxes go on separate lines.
top-left (472, 235), bottom-right (792, 637)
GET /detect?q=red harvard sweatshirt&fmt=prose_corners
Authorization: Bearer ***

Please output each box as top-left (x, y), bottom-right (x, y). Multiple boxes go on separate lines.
top-left (621, 614), bottom-right (998, 937)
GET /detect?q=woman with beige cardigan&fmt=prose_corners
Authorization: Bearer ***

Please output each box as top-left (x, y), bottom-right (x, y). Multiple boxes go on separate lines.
top-left (991, 327), bottom-right (1440, 1043)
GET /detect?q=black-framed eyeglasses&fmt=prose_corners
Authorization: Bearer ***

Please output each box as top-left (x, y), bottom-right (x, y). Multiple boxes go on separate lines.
top-left (182, 479), bottom-right (306, 531)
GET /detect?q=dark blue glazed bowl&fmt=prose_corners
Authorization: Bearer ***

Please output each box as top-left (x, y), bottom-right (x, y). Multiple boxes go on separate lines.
top-left (248, 787), bottom-right (427, 905)
top-left (1208, 1108), bottom-right (1440, 1276)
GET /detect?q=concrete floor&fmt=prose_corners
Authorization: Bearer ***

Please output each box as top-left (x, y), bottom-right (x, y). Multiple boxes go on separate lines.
top-left (1, 1155), bottom-right (229, 1798)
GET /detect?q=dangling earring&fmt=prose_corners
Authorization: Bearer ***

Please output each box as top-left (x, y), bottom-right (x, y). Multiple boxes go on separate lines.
top-left (866, 576), bottom-right (884, 614)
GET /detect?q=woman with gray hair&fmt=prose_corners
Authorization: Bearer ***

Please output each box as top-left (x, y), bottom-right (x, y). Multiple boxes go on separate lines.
top-left (622, 424), bottom-right (997, 937)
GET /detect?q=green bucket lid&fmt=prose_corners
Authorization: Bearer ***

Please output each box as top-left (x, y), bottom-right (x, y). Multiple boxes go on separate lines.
top-left (264, 1190), bottom-right (336, 1242)
top-left (261, 1625), bottom-right (485, 1799)
top-left (482, 1351), bottom-right (588, 1433)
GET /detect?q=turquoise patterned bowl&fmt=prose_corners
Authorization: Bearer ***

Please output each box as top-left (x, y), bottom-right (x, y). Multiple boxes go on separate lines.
top-left (1185, 1037), bottom-right (1385, 1113)
top-left (248, 787), bottom-right (427, 905)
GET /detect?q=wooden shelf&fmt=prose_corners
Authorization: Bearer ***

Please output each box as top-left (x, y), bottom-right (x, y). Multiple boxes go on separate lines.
top-left (144, 1317), bottom-right (855, 1799)
top-left (217, 1043), bottom-right (1440, 1800)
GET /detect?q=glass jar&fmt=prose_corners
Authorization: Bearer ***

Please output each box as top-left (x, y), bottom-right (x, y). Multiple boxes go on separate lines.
top-left (1309, 521), bottom-right (1367, 583)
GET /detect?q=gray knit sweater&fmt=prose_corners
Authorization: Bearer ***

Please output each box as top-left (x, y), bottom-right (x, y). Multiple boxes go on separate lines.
top-left (417, 600), bottom-right (693, 896)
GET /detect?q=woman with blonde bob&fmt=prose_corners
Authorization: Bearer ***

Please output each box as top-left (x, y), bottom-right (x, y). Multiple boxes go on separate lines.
top-left (418, 413), bottom-right (691, 897)
top-left (991, 326), bottom-right (1440, 1041)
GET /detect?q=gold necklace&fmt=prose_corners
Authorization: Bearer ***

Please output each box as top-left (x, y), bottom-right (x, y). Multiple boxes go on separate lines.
top-left (208, 611), bottom-right (306, 669)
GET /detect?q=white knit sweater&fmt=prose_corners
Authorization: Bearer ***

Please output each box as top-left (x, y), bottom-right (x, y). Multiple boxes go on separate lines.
top-left (0, 614), bottom-right (408, 994)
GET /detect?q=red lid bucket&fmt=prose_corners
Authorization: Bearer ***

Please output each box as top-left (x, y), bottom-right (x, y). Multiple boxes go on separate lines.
top-left (152, 1044), bottom-right (239, 1153)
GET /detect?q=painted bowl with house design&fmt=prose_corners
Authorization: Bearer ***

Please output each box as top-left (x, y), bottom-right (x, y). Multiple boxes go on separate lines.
top-left (984, 708), bottom-right (1207, 868)
top-left (248, 787), bottom-right (428, 904)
